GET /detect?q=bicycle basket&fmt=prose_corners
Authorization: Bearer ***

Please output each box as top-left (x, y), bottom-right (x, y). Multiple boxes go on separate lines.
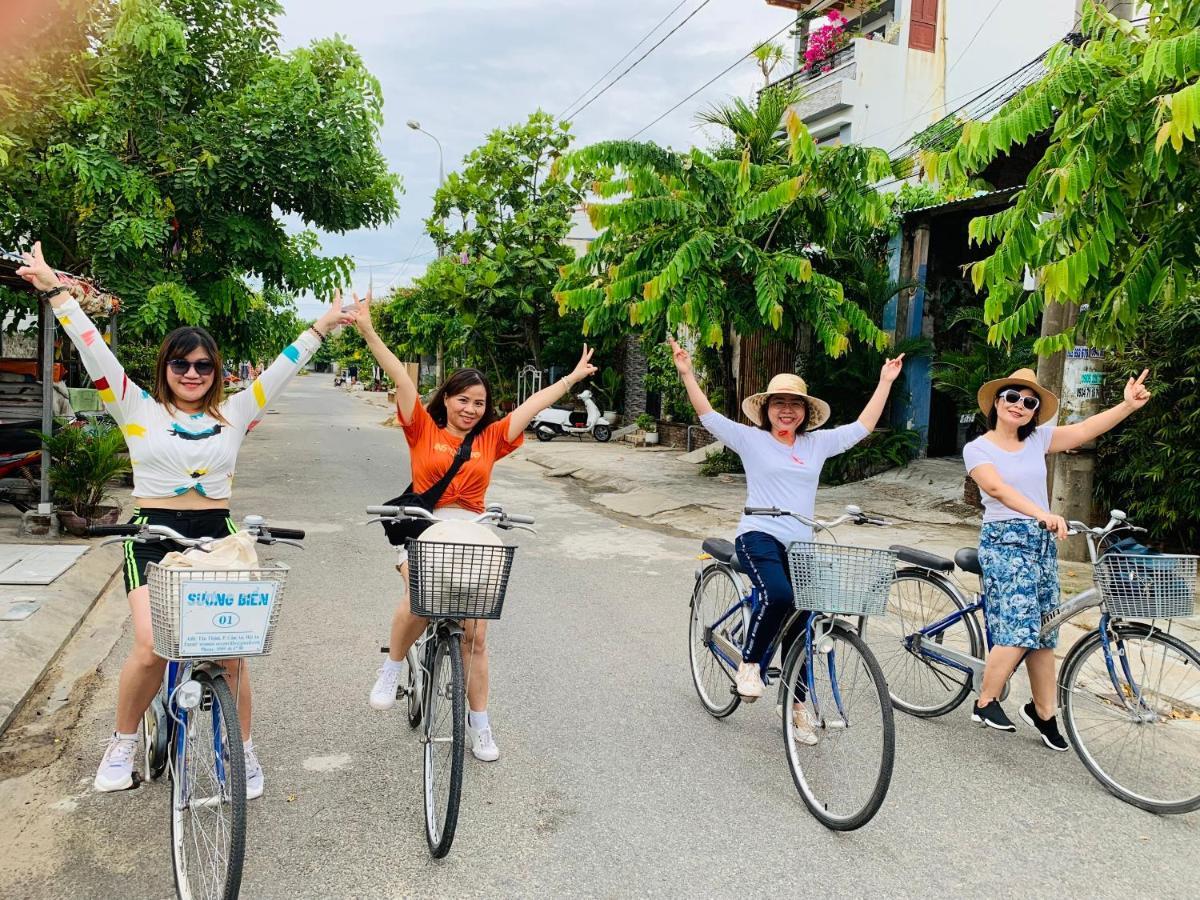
top-left (787, 543), bottom-right (897, 616)
top-left (406, 540), bottom-right (516, 620)
top-left (1094, 553), bottom-right (1198, 620)
top-left (146, 562), bottom-right (290, 659)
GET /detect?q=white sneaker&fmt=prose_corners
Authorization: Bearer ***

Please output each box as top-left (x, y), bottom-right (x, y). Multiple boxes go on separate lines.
top-left (734, 663), bottom-right (764, 701)
top-left (791, 707), bottom-right (819, 746)
top-left (244, 745), bottom-right (264, 800)
top-left (370, 665), bottom-right (403, 711)
top-left (94, 733), bottom-right (137, 792)
top-left (466, 722), bottom-right (500, 762)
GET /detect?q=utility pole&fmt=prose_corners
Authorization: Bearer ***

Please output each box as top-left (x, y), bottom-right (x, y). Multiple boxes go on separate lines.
top-left (408, 119), bottom-right (446, 383)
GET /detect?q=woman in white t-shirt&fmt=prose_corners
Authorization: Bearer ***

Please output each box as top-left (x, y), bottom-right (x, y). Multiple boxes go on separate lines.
top-left (670, 338), bottom-right (904, 744)
top-left (962, 367), bottom-right (1151, 748)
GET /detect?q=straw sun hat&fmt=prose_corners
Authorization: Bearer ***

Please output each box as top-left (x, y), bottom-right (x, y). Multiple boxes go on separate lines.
top-left (741, 374), bottom-right (831, 428)
top-left (976, 368), bottom-right (1059, 425)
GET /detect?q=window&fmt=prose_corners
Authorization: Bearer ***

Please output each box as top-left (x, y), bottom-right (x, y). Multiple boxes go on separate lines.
top-left (909, 0), bottom-right (938, 52)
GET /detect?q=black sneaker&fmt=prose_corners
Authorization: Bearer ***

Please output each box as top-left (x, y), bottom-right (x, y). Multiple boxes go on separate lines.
top-left (1020, 702), bottom-right (1070, 751)
top-left (971, 699), bottom-right (1017, 732)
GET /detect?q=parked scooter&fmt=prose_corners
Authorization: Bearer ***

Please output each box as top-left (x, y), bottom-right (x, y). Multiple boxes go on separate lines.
top-left (530, 389), bottom-right (612, 442)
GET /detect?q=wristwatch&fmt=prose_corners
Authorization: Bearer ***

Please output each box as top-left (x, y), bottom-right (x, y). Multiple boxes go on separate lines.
top-left (37, 284), bottom-right (69, 301)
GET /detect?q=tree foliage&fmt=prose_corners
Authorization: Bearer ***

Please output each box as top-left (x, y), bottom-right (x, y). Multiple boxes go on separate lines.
top-left (934, 1), bottom-right (1200, 352)
top-left (0, 0), bottom-right (400, 359)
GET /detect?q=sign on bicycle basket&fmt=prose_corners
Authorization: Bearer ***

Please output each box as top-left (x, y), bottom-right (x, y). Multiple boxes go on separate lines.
top-left (177, 579), bottom-right (279, 657)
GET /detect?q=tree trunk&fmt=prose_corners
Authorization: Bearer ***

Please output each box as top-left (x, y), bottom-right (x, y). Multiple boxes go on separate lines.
top-left (524, 318), bottom-right (543, 372)
top-left (720, 322), bottom-right (737, 417)
top-left (622, 333), bottom-right (647, 418)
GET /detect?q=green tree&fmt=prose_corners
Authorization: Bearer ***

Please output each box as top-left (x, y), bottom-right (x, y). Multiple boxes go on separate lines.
top-left (554, 108), bottom-right (894, 412)
top-left (935, 1), bottom-right (1200, 352)
top-left (0, 0), bottom-right (400, 356)
top-left (427, 111), bottom-right (584, 372)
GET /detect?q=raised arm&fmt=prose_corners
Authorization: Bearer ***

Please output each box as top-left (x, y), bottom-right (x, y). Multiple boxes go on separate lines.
top-left (969, 463), bottom-right (1069, 539)
top-left (1049, 369), bottom-right (1151, 453)
top-left (344, 290), bottom-right (420, 420)
top-left (505, 345), bottom-right (598, 443)
top-left (857, 354), bottom-right (905, 431)
top-left (669, 337), bottom-right (713, 417)
top-left (16, 241), bottom-right (142, 427)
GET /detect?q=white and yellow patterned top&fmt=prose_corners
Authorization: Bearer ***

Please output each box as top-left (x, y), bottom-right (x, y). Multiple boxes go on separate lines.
top-left (54, 298), bottom-right (320, 500)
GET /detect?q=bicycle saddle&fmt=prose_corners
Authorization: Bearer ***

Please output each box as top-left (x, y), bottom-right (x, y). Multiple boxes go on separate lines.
top-left (953, 547), bottom-right (982, 576)
top-left (890, 544), bottom-right (955, 572)
top-left (701, 538), bottom-right (746, 574)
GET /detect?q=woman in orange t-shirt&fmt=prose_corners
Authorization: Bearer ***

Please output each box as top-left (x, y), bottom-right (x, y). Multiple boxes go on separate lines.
top-left (346, 292), bottom-right (596, 760)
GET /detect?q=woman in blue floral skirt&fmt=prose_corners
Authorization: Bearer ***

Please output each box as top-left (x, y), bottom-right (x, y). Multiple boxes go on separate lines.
top-left (963, 366), bottom-right (1151, 749)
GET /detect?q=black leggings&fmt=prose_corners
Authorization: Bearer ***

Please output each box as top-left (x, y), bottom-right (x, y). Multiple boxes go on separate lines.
top-left (123, 507), bottom-right (237, 592)
top-left (734, 530), bottom-right (809, 675)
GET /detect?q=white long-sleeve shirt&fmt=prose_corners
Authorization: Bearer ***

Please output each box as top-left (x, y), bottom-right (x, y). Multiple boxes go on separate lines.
top-left (54, 298), bottom-right (319, 499)
top-left (700, 412), bottom-right (869, 546)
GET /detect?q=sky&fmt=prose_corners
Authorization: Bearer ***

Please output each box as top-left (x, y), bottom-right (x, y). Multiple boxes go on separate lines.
top-left (276, 0), bottom-right (798, 319)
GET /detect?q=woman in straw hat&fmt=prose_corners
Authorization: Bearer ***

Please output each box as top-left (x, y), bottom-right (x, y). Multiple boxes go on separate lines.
top-left (963, 366), bottom-right (1151, 748)
top-left (669, 338), bottom-right (904, 742)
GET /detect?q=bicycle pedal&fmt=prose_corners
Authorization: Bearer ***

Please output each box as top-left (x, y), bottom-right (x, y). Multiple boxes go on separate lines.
top-left (380, 646), bottom-right (390, 654)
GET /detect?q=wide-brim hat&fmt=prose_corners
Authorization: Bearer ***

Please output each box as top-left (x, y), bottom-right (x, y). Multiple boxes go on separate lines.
top-left (741, 374), bottom-right (831, 429)
top-left (977, 368), bottom-right (1059, 425)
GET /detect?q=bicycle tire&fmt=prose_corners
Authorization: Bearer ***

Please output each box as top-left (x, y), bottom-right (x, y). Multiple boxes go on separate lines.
top-left (688, 565), bottom-right (746, 718)
top-left (405, 646), bottom-right (422, 729)
top-left (170, 670), bottom-right (246, 900)
top-left (782, 623), bottom-right (895, 831)
top-left (861, 569), bottom-right (982, 718)
top-left (423, 632), bottom-right (465, 858)
top-left (1059, 621), bottom-right (1200, 815)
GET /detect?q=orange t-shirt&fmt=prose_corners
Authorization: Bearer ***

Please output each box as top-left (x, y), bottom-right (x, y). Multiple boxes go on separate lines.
top-left (399, 400), bottom-right (524, 513)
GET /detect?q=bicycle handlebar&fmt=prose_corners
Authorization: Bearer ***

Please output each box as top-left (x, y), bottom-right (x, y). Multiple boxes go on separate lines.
top-left (1037, 509), bottom-right (1147, 539)
top-left (89, 516), bottom-right (304, 548)
top-left (88, 524), bottom-right (141, 537)
top-left (742, 504), bottom-right (892, 530)
top-left (364, 505), bottom-right (536, 531)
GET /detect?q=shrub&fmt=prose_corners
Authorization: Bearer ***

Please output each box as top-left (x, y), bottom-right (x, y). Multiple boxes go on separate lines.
top-left (635, 413), bottom-right (657, 432)
top-left (821, 428), bottom-right (921, 486)
top-left (699, 447), bottom-right (744, 477)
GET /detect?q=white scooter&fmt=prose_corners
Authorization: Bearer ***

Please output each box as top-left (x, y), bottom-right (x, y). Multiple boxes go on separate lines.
top-left (530, 389), bottom-right (613, 442)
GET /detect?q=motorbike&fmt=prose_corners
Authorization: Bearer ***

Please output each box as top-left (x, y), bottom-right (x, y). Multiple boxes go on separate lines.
top-left (530, 389), bottom-right (612, 443)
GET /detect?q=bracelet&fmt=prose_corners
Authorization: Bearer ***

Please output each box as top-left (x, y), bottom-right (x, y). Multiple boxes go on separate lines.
top-left (308, 325), bottom-right (326, 342)
top-left (37, 284), bottom-right (69, 301)
top-left (561, 377), bottom-right (574, 391)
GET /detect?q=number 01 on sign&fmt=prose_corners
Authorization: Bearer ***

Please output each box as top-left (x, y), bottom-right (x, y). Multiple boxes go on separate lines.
top-left (178, 579), bottom-right (279, 657)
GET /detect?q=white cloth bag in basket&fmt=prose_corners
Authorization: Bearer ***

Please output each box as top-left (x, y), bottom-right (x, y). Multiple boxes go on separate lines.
top-left (159, 530), bottom-right (260, 571)
top-left (417, 520), bottom-right (504, 596)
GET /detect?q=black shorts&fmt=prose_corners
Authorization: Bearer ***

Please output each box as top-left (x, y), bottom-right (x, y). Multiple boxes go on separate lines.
top-left (123, 508), bottom-right (238, 593)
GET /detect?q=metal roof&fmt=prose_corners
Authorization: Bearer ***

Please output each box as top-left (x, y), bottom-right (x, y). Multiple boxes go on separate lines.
top-left (902, 185), bottom-right (1021, 219)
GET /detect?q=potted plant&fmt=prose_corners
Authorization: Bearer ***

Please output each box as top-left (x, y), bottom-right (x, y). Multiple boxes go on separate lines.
top-left (634, 413), bottom-right (659, 446)
top-left (595, 367), bottom-right (623, 425)
top-left (37, 421), bottom-right (131, 536)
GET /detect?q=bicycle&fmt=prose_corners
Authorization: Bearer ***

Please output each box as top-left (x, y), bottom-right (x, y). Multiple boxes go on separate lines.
top-left (365, 503), bottom-right (534, 858)
top-left (90, 516), bottom-right (304, 899)
top-left (861, 509), bottom-right (1200, 815)
top-left (689, 504), bottom-right (898, 831)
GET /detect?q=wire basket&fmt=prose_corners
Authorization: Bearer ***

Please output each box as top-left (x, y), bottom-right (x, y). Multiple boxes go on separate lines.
top-left (146, 562), bottom-right (290, 659)
top-left (1094, 553), bottom-right (1198, 620)
top-left (407, 540), bottom-right (516, 620)
top-left (787, 543), bottom-right (898, 616)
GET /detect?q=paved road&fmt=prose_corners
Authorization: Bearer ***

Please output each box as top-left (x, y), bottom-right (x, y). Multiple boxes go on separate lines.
top-left (1, 377), bottom-right (1197, 899)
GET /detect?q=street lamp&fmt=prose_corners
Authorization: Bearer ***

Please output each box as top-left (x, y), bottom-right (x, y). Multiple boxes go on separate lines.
top-left (407, 119), bottom-right (447, 380)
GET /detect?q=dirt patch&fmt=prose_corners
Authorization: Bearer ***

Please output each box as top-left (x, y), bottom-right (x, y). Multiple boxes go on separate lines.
top-left (0, 668), bottom-right (101, 781)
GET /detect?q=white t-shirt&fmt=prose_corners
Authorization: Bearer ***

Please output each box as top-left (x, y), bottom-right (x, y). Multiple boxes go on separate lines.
top-left (700, 412), bottom-right (868, 546)
top-left (962, 425), bottom-right (1057, 522)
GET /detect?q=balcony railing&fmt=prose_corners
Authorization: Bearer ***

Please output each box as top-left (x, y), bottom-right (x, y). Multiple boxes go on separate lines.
top-left (760, 44), bottom-right (856, 97)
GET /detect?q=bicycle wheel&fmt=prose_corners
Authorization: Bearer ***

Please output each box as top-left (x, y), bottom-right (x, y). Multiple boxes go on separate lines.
top-left (170, 670), bottom-right (246, 900)
top-left (782, 623), bottom-right (895, 831)
top-left (860, 570), bottom-right (982, 717)
top-left (688, 565), bottom-right (747, 718)
top-left (405, 646), bottom-right (422, 728)
top-left (1059, 621), bottom-right (1200, 815)
top-left (143, 689), bottom-right (169, 780)
top-left (423, 631), bottom-right (465, 858)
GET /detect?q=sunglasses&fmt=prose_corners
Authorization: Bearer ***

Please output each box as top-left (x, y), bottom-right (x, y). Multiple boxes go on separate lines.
top-left (998, 389), bottom-right (1039, 411)
top-left (168, 358), bottom-right (216, 377)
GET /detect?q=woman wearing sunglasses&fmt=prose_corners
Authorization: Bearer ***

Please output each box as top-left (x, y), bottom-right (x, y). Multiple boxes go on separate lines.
top-left (963, 366), bottom-right (1151, 749)
top-left (16, 241), bottom-right (349, 796)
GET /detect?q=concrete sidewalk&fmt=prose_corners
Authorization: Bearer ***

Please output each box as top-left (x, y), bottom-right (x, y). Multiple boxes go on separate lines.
top-left (512, 438), bottom-right (1199, 646)
top-left (0, 504), bottom-right (124, 736)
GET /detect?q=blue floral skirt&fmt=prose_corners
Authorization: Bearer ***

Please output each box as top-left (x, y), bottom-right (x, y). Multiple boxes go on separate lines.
top-left (978, 519), bottom-right (1060, 650)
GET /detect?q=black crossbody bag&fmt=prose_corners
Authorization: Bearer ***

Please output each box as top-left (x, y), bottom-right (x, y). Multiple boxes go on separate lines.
top-left (380, 430), bottom-right (478, 546)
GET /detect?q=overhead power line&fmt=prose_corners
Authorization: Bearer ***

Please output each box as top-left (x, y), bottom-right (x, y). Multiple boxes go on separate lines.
top-left (558, 0), bottom-right (692, 120)
top-left (567, 0), bottom-right (717, 122)
top-left (630, 17), bottom-right (796, 140)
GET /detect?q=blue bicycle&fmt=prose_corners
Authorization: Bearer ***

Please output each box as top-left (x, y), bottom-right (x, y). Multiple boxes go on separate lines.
top-left (91, 516), bottom-right (304, 899)
top-left (689, 505), bottom-right (897, 831)
top-left (861, 509), bottom-right (1200, 815)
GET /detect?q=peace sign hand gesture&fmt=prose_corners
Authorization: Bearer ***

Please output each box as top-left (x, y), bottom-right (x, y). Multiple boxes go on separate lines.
top-left (343, 289), bottom-right (376, 334)
top-left (879, 353), bottom-right (905, 384)
top-left (15, 241), bottom-right (61, 293)
top-left (568, 344), bottom-right (598, 385)
top-left (668, 337), bottom-right (693, 378)
top-left (1123, 369), bottom-right (1151, 410)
